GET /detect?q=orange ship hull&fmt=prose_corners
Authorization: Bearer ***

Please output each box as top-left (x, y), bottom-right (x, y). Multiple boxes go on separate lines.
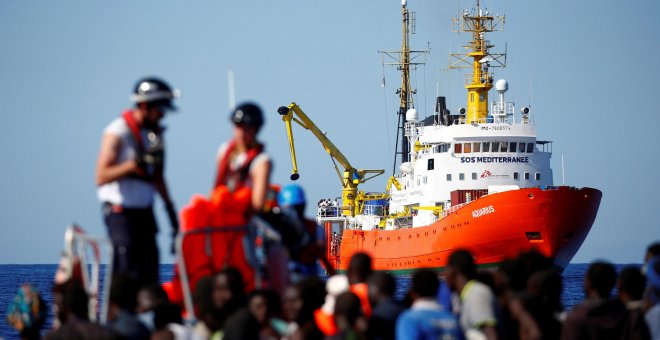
top-left (327, 186), bottom-right (601, 273)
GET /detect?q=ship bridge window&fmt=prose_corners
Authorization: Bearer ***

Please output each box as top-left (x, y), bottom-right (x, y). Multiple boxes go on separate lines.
top-left (436, 144), bottom-right (449, 153)
top-left (524, 172), bottom-right (530, 180)
top-left (526, 143), bottom-right (534, 153)
top-left (428, 159), bottom-right (434, 170)
top-left (464, 143), bottom-right (472, 153)
top-left (500, 142), bottom-right (508, 152)
top-left (509, 142), bottom-right (517, 152)
top-left (472, 142), bottom-right (481, 152)
top-left (518, 142), bottom-right (526, 153)
top-left (454, 143), bottom-right (462, 154)
top-left (446, 174), bottom-right (452, 181)
top-left (482, 142), bottom-right (491, 152)
top-left (535, 173), bottom-right (541, 181)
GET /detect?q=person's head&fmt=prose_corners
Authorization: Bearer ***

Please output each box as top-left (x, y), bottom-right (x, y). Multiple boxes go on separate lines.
top-left (333, 292), bottom-right (366, 333)
top-left (445, 249), bottom-right (476, 291)
top-left (643, 241), bottom-right (660, 275)
top-left (410, 268), bottom-right (440, 299)
top-left (7, 284), bottom-right (47, 340)
top-left (136, 283), bottom-right (170, 314)
top-left (367, 271), bottom-right (396, 306)
top-left (348, 252), bottom-right (373, 284)
top-left (527, 269), bottom-right (563, 312)
top-left (617, 266), bottom-right (646, 302)
top-left (585, 261), bottom-right (617, 299)
top-left (278, 184), bottom-right (307, 216)
top-left (296, 276), bottom-right (326, 325)
top-left (109, 274), bottom-right (139, 313)
top-left (212, 267), bottom-right (246, 310)
top-left (132, 77), bottom-right (179, 127)
top-left (194, 276), bottom-right (220, 330)
top-left (52, 279), bottom-right (89, 323)
top-left (230, 102), bottom-right (264, 149)
top-left (248, 290), bottom-right (281, 325)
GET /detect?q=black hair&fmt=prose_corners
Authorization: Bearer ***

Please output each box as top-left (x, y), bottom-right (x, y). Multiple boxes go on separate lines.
top-left (367, 271), bottom-right (397, 297)
top-left (411, 268), bottom-right (440, 298)
top-left (333, 292), bottom-right (363, 326)
top-left (618, 266), bottom-right (646, 300)
top-left (587, 261), bottom-right (617, 298)
top-left (348, 252), bottom-right (373, 283)
top-left (217, 267), bottom-right (246, 300)
top-left (110, 274), bottom-right (139, 312)
top-left (296, 276), bottom-right (326, 325)
top-left (195, 276), bottom-right (215, 318)
top-left (647, 242), bottom-right (660, 257)
top-left (53, 279), bottom-right (89, 321)
top-left (448, 249), bottom-right (476, 279)
top-left (153, 303), bottom-right (183, 330)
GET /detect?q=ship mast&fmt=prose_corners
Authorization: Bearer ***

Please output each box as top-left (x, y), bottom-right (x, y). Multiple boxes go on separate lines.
top-left (380, 0), bottom-right (428, 175)
top-left (450, 0), bottom-right (506, 124)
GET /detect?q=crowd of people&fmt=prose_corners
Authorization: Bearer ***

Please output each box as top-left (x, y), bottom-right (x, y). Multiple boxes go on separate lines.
top-left (8, 243), bottom-right (660, 339)
top-left (5, 77), bottom-right (660, 339)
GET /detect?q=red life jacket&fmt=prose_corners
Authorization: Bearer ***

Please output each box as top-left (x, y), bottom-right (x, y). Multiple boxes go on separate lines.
top-left (122, 110), bottom-right (163, 179)
top-left (214, 139), bottom-right (264, 191)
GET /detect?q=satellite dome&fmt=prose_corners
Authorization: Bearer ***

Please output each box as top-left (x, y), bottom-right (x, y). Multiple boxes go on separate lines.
top-left (406, 108), bottom-right (419, 122)
top-left (495, 79), bottom-right (508, 93)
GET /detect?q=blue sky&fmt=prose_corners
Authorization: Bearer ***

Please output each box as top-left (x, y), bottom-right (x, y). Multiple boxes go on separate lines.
top-left (0, 0), bottom-right (658, 264)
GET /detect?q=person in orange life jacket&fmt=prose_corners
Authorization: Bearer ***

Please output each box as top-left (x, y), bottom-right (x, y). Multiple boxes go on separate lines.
top-left (214, 102), bottom-right (271, 213)
top-left (96, 77), bottom-right (180, 289)
top-left (214, 102), bottom-right (277, 289)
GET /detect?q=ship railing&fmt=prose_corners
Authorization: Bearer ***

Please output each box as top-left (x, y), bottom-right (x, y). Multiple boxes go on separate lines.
top-left (317, 205), bottom-right (341, 218)
top-left (392, 216), bottom-right (413, 229)
top-left (363, 204), bottom-right (387, 217)
top-left (491, 101), bottom-right (514, 118)
top-left (451, 114), bottom-right (533, 126)
top-left (441, 202), bottom-right (469, 218)
top-left (404, 121), bottom-right (423, 137)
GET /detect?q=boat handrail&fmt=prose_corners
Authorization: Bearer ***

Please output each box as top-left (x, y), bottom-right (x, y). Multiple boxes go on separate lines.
top-left (441, 202), bottom-right (469, 218)
top-left (61, 224), bottom-right (113, 325)
top-left (317, 205), bottom-right (341, 217)
top-left (449, 114), bottom-right (533, 125)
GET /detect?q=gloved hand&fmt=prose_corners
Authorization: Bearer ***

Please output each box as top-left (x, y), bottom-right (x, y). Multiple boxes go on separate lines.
top-left (165, 202), bottom-right (179, 255)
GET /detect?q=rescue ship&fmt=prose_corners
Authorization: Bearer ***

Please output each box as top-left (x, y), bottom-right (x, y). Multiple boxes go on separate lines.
top-left (278, 0), bottom-right (601, 273)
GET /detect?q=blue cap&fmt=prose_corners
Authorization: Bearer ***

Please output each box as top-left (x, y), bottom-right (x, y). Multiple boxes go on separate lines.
top-left (278, 184), bottom-right (306, 206)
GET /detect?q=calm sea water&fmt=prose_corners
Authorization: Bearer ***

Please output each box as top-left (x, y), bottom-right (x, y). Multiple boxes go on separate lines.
top-left (0, 263), bottom-right (635, 339)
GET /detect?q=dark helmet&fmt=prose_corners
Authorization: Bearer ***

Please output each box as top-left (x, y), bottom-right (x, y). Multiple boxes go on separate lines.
top-left (230, 102), bottom-right (264, 130)
top-left (132, 77), bottom-right (180, 111)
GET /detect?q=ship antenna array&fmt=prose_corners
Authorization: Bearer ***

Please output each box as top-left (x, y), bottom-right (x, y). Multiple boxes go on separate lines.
top-left (449, 1), bottom-right (506, 124)
top-left (379, 0), bottom-right (429, 176)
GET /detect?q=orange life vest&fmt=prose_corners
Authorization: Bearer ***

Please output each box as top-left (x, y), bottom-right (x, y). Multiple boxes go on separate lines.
top-left (166, 185), bottom-right (257, 307)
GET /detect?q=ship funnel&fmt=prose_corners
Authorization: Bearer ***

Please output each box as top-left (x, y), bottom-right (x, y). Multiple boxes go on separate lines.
top-left (436, 96), bottom-right (452, 126)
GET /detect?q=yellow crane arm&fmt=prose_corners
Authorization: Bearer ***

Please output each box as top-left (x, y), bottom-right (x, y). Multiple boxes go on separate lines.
top-left (277, 102), bottom-right (384, 216)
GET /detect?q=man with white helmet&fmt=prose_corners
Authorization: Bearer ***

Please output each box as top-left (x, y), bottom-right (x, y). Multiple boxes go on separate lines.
top-left (96, 77), bottom-right (180, 288)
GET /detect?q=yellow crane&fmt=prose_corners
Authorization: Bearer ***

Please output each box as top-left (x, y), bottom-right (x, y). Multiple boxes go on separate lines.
top-left (277, 102), bottom-right (385, 217)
